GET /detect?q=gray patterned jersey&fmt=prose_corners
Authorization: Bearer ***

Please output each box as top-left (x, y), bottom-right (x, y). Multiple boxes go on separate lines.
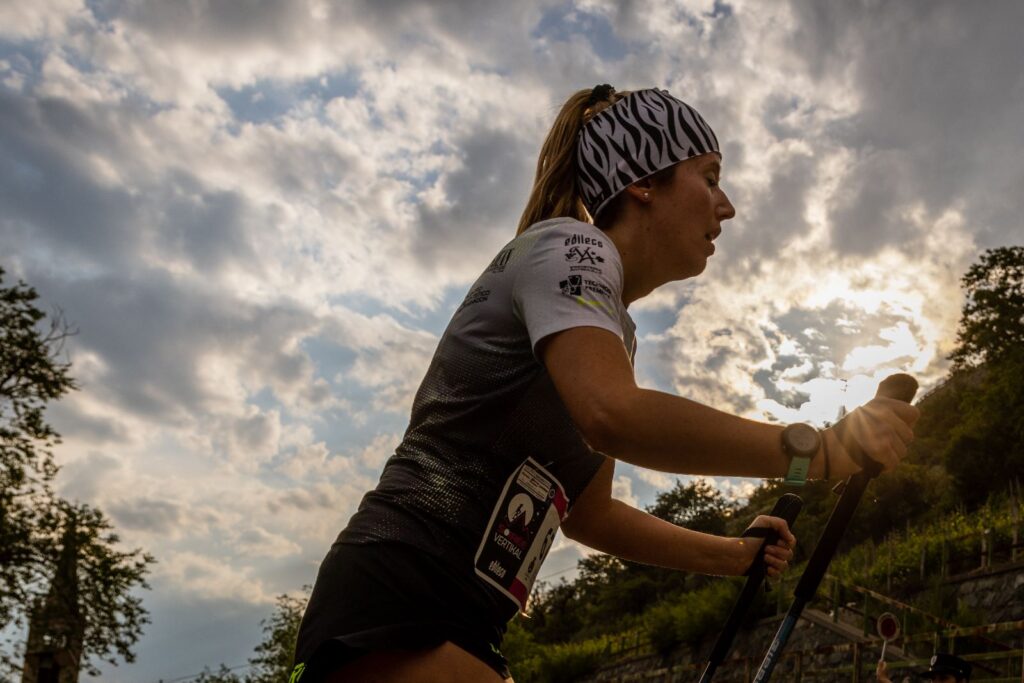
top-left (339, 217), bottom-right (636, 608)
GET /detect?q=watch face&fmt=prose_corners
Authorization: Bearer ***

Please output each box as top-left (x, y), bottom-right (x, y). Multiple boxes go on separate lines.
top-left (786, 424), bottom-right (820, 457)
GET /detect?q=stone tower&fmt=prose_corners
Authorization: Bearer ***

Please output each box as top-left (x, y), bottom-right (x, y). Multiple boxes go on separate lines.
top-left (21, 516), bottom-right (85, 683)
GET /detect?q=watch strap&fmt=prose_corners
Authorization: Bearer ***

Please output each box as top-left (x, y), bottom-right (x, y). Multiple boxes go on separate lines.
top-left (784, 456), bottom-right (812, 486)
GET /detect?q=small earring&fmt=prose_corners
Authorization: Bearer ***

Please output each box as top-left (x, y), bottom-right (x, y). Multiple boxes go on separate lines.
top-left (643, 192), bottom-right (650, 200)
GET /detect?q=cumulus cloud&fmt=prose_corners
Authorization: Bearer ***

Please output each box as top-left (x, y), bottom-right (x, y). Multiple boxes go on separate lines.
top-left (108, 497), bottom-right (183, 534)
top-left (59, 451), bottom-right (122, 501)
top-left (698, 475), bottom-right (758, 503)
top-left (232, 526), bottom-right (302, 559)
top-left (787, 0), bottom-right (1024, 251)
top-left (156, 550), bottom-right (270, 605)
top-left (611, 473), bottom-right (638, 507)
top-left (635, 468), bottom-right (678, 491)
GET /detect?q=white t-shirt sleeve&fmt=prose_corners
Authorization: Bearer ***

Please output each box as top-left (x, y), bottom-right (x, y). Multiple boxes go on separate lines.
top-left (512, 222), bottom-right (626, 354)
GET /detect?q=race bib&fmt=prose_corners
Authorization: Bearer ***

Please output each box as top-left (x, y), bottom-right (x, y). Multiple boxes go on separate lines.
top-left (474, 457), bottom-right (568, 611)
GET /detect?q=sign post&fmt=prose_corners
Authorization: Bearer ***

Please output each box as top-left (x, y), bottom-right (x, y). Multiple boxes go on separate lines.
top-left (876, 612), bottom-right (901, 662)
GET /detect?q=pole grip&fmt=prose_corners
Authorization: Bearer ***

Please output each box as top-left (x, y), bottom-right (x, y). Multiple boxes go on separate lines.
top-left (876, 373), bottom-right (919, 402)
top-left (743, 493), bottom-right (804, 580)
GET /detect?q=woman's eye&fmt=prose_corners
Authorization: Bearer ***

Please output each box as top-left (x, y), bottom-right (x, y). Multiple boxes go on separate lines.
top-left (707, 177), bottom-right (718, 187)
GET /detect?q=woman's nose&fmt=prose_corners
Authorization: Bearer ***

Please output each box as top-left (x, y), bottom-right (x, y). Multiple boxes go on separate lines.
top-left (719, 192), bottom-right (736, 220)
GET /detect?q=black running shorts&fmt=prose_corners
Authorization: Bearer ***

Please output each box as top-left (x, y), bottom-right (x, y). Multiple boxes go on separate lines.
top-left (291, 541), bottom-right (514, 681)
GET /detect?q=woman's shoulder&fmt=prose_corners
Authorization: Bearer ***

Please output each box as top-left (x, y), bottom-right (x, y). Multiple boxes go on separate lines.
top-left (521, 216), bottom-right (597, 235)
top-left (519, 217), bottom-right (608, 249)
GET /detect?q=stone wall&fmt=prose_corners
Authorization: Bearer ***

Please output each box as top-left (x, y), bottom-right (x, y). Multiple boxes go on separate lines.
top-left (581, 612), bottom-right (864, 683)
top-left (951, 560), bottom-right (1024, 623)
top-left (578, 564), bottom-right (1024, 683)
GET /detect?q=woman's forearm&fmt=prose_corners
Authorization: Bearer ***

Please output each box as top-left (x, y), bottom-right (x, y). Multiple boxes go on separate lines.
top-left (566, 497), bottom-right (748, 576)
top-left (543, 328), bottom-right (833, 480)
top-left (597, 387), bottom-right (828, 479)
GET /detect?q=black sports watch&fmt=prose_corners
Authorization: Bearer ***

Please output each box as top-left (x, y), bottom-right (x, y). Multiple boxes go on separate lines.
top-left (782, 423), bottom-right (821, 486)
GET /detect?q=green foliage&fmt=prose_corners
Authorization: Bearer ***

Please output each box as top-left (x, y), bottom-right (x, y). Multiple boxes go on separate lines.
top-left (193, 664), bottom-right (245, 683)
top-left (853, 463), bottom-right (953, 542)
top-left (246, 592), bottom-right (306, 683)
top-left (643, 579), bottom-right (740, 655)
top-left (646, 478), bottom-right (736, 535)
top-left (943, 351), bottom-right (1024, 505)
top-left (949, 246), bottom-right (1024, 370)
top-left (831, 495), bottom-right (1022, 591)
top-left (0, 267), bottom-right (77, 485)
top-left (502, 616), bottom-right (538, 665)
top-left (0, 267), bottom-right (77, 628)
top-left (908, 374), bottom-right (967, 466)
top-left (524, 579), bottom-right (586, 643)
top-left (936, 244), bottom-right (1024, 503)
top-left (507, 622), bottom-right (615, 683)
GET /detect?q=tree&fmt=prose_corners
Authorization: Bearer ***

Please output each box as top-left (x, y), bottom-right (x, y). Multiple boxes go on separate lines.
top-left (0, 268), bottom-right (154, 678)
top-left (943, 246), bottom-right (1024, 504)
top-left (0, 267), bottom-right (76, 484)
top-left (194, 664), bottom-right (246, 683)
top-left (38, 501), bottom-right (155, 677)
top-left (943, 351), bottom-right (1024, 505)
top-left (949, 246), bottom-right (1024, 370)
top-left (246, 592), bottom-right (306, 683)
top-left (193, 591), bottom-right (308, 683)
top-left (646, 478), bottom-right (735, 535)
top-left (1, 266), bottom-right (77, 631)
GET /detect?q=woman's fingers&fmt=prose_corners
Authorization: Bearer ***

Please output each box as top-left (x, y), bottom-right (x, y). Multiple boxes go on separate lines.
top-left (747, 515), bottom-right (796, 577)
top-left (752, 514), bottom-right (797, 547)
top-left (763, 544), bottom-right (793, 577)
top-left (846, 398), bottom-right (920, 471)
top-left (890, 398), bottom-right (921, 427)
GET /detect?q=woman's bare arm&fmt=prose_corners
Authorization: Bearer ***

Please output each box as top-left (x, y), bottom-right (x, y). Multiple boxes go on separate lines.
top-left (560, 458), bottom-right (795, 577)
top-left (541, 326), bottom-right (918, 478)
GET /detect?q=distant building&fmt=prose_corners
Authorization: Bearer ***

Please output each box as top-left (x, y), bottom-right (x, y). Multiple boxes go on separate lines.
top-left (21, 518), bottom-right (85, 683)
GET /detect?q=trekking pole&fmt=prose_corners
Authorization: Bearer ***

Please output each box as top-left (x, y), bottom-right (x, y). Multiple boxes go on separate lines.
top-left (752, 373), bottom-right (918, 682)
top-left (698, 493), bottom-right (803, 683)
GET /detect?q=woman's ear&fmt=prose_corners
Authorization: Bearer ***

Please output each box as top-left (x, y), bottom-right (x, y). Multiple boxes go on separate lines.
top-left (623, 180), bottom-right (654, 204)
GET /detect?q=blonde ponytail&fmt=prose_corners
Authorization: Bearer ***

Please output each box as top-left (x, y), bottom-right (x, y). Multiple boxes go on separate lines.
top-left (516, 88), bottom-right (630, 235)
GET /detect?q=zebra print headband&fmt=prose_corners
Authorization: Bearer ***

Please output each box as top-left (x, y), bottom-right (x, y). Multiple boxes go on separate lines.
top-left (577, 88), bottom-right (720, 218)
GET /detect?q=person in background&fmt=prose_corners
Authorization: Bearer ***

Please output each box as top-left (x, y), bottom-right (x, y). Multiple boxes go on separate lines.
top-left (877, 653), bottom-right (972, 683)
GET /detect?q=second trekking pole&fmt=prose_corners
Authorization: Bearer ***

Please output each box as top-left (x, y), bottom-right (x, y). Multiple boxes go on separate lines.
top-left (751, 373), bottom-right (918, 683)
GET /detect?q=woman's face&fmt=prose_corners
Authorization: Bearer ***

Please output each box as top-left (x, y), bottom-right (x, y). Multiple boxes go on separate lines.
top-left (647, 153), bottom-right (735, 280)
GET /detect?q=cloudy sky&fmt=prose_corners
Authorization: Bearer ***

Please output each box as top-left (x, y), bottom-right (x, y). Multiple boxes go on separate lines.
top-left (1, 0), bottom-right (1022, 679)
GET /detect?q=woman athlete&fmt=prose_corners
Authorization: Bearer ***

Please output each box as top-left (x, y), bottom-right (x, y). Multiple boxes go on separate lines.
top-left (289, 85), bottom-right (920, 683)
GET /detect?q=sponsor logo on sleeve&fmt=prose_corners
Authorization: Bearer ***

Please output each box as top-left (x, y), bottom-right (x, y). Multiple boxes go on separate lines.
top-left (564, 246), bottom-right (604, 265)
top-left (583, 279), bottom-right (612, 297)
top-left (564, 233), bottom-right (605, 248)
top-left (559, 275), bottom-right (612, 299)
top-left (486, 247), bottom-right (514, 273)
top-left (559, 275), bottom-right (583, 296)
top-left (459, 285), bottom-right (491, 309)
